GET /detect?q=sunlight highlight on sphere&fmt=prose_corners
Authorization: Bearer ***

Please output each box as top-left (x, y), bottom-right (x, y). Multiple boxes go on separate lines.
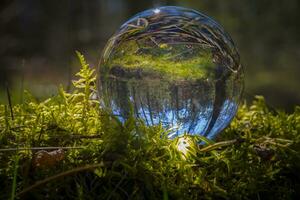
top-left (98, 6), bottom-right (244, 139)
top-left (177, 137), bottom-right (192, 157)
top-left (153, 8), bottom-right (161, 14)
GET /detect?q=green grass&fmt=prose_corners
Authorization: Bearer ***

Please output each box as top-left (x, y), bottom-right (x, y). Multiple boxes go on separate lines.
top-left (105, 41), bottom-right (215, 81)
top-left (0, 52), bottom-right (299, 199)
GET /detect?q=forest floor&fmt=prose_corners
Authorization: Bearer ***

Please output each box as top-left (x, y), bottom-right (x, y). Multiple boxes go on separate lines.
top-left (0, 52), bottom-right (299, 199)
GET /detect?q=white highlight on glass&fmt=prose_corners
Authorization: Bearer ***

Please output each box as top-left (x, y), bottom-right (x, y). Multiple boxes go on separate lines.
top-left (153, 8), bottom-right (161, 14)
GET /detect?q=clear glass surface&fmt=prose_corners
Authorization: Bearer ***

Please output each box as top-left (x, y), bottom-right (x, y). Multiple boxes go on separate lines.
top-left (98, 6), bottom-right (244, 139)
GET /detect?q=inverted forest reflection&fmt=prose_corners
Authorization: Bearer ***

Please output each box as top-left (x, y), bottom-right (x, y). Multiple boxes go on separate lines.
top-left (100, 76), bottom-right (239, 139)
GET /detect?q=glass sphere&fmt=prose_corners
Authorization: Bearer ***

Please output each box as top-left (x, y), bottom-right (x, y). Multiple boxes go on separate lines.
top-left (98, 6), bottom-right (244, 139)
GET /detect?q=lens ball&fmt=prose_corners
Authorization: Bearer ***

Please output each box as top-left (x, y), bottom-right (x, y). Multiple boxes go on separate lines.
top-left (98, 6), bottom-right (244, 139)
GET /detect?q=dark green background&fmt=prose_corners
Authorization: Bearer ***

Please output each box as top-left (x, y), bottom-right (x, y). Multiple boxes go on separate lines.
top-left (1, 0), bottom-right (299, 112)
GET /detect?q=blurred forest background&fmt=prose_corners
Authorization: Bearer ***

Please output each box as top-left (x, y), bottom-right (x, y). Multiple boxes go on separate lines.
top-left (0, 0), bottom-right (299, 112)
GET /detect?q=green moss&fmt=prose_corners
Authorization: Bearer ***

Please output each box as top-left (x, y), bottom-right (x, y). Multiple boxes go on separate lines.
top-left (0, 53), bottom-right (299, 199)
top-left (106, 40), bottom-right (214, 81)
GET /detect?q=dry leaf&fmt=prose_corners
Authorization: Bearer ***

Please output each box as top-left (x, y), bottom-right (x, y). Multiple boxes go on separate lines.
top-left (32, 148), bottom-right (65, 168)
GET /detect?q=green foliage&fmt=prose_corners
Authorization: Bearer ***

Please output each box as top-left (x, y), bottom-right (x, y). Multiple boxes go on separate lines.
top-left (0, 53), bottom-right (299, 199)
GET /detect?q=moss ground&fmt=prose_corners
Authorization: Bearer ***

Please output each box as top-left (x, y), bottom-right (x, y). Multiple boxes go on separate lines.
top-left (0, 52), bottom-right (299, 199)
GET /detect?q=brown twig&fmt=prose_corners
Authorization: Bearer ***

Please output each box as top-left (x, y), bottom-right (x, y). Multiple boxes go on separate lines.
top-left (199, 139), bottom-right (238, 152)
top-left (5, 82), bottom-right (14, 120)
top-left (17, 163), bottom-right (104, 197)
top-left (0, 146), bottom-right (85, 152)
top-left (50, 134), bottom-right (103, 139)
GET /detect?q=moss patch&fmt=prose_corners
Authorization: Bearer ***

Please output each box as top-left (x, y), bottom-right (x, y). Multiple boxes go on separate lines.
top-left (0, 53), bottom-right (299, 199)
top-left (105, 40), bottom-right (215, 81)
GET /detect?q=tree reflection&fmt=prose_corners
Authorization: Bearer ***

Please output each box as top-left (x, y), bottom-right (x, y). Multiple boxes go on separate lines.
top-left (99, 73), bottom-right (239, 139)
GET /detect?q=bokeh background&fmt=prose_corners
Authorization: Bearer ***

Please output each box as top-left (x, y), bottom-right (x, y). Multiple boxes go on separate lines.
top-left (1, 0), bottom-right (299, 112)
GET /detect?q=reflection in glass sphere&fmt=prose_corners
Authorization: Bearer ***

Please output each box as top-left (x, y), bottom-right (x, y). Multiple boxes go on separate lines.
top-left (98, 6), bottom-right (244, 139)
